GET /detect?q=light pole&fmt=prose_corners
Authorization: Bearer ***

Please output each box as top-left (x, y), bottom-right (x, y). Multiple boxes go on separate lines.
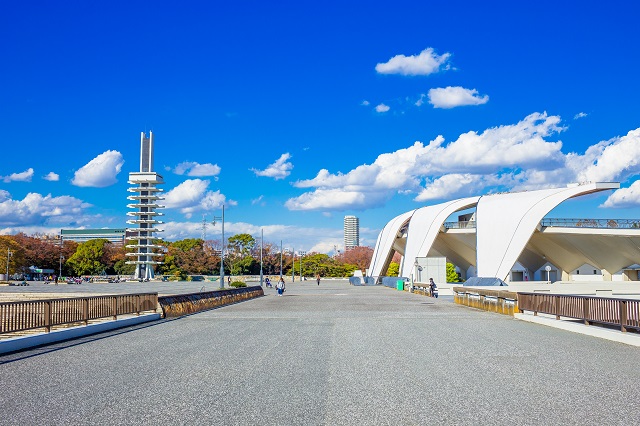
top-left (411, 259), bottom-right (418, 291)
top-left (299, 252), bottom-right (303, 281)
top-left (291, 248), bottom-right (295, 282)
top-left (59, 255), bottom-right (65, 279)
top-left (545, 265), bottom-right (551, 283)
top-left (212, 205), bottom-right (225, 289)
top-left (279, 240), bottom-right (283, 279)
top-left (260, 228), bottom-right (264, 286)
top-left (6, 248), bottom-right (11, 281)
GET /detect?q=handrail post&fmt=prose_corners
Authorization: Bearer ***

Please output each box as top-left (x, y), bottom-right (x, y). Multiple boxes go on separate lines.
top-left (112, 296), bottom-right (117, 320)
top-left (83, 298), bottom-right (89, 325)
top-left (555, 295), bottom-right (560, 320)
top-left (44, 300), bottom-right (51, 333)
top-left (620, 300), bottom-right (627, 332)
top-left (534, 294), bottom-right (539, 316)
top-left (583, 298), bottom-right (590, 326)
top-left (136, 294), bottom-right (140, 316)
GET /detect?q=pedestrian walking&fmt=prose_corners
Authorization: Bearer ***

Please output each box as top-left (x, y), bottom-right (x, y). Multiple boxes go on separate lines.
top-left (276, 277), bottom-right (285, 296)
top-left (265, 277), bottom-right (272, 288)
top-left (316, 274), bottom-right (320, 286)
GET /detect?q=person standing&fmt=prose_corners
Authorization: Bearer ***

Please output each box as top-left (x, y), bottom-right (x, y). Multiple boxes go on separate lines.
top-left (276, 277), bottom-right (285, 296)
top-left (429, 278), bottom-right (437, 298)
top-left (316, 274), bottom-right (320, 286)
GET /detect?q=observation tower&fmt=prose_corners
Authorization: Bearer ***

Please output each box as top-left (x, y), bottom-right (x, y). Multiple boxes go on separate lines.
top-left (125, 132), bottom-right (165, 280)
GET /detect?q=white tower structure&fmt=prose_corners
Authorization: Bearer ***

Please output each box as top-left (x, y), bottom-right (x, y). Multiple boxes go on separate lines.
top-left (344, 215), bottom-right (360, 250)
top-left (125, 132), bottom-right (165, 280)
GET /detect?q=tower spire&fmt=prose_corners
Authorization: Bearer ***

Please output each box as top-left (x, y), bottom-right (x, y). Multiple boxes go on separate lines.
top-left (125, 132), bottom-right (165, 280)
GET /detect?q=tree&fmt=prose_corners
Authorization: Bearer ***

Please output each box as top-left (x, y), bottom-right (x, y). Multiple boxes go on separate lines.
top-left (157, 238), bottom-right (217, 276)
top-left (12, 233), bottom-right (62, 273)
top-left (0, 236), bottom-right (24, 278)
top-left (227, 234), bottom-right (256, 258)
top-left (387, 262), bottom-right (399, 277)
top-left (66, 239), bottom-right (111, 276)
top-left (336, 246), bottom-right (374, 272)
top-left (447, 262), bottom-right (460, 283)
top-left (114, 259), bottom-right (135, 276)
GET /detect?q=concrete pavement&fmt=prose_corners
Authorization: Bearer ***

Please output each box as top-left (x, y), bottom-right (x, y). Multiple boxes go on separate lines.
top-left (1, 280), bottom-right (640, 425)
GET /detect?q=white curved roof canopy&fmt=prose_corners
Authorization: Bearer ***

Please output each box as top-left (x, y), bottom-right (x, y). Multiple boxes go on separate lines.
top-left (400, 197), bottom-right (479, 278)
top-left (476, 182), bottom-right (620, 280)
top-left (369, 210), bottom-right (415, 278)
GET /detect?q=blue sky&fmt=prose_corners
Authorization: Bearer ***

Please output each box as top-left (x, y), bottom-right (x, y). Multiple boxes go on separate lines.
top-left (1, 1), bottom-right (640, 253)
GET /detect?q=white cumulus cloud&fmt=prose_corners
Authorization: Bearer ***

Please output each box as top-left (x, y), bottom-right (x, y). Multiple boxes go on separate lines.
top-left (173, 161), bottom-right (221, 177)
top-left (164, 179), bottom-right (236, 218)
top-left (574, 129), bottom-right (640, 183)
top-left (0, 191), bottom-right (92, 227)
top-left (251, 153), bottom-right (293, 180)
top-left (574, 112), bottom-right (588, 120)
top-left (601, 180), bottom-right (640, 208)
top-left (71, 150), bottom-right (124, 187)
top-left (375, 103), bottom-right (390, 113)
top-left (375, 48), bottom-right (451, 76)
top-left (286, 112), bottom-right (640, 211)
top-left (43, 172), bottom-right (59, 181)
top-left (428, 86), bottom-right (489, 109)
top-left (3, 168), bottom-right (34, 183)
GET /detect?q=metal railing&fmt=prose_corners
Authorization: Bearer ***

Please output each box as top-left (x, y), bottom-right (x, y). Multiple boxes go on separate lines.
top-left (443, 218), bottom-right (640, 230)
top-left (443, 220), bottom-right (476, 229)
top-left (518, 293), bottom-right (640, 332)
top-left (0, 293), bottom-right (158, 334)
top-left (453, 287), bottom-right (519, 315)
top-left (540, 218), bottom-right (640, 229)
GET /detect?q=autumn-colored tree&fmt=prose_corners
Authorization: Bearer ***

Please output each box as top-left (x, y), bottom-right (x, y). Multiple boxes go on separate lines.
top-left (157, 238), bottom-right (218, 276)
top-left (0, 236), bottom-right (25, 278)
top-left (336, 246), bottom-right (374, 272)
top-left (12, 233), bottom-right (52, 271)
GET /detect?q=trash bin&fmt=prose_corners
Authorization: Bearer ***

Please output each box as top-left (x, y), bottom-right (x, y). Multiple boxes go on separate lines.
top-left (396, 280), bottom-right (404, 291)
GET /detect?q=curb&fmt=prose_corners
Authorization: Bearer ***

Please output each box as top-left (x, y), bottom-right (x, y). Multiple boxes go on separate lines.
top-left (0, 313), bottom-right (161, 355)
top-left (514, 313), bottom-right (640, 347)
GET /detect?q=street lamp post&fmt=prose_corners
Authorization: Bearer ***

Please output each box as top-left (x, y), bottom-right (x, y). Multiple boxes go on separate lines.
top-left (212, 205), bottom-right (225, 289)
top-left (411, 259), bottom-right (418, 291)
top-left (59, 255), bottom-right (65, 279)
top-left (6, 248), bottom-right (11, 281)
top-left (292, 248), bottom-right (295, 282)
top-left (299, 252), bottom-right (303, 281)
top-left (260, 228), bottom-right (264, 286)
top-left (279, 240), bottom-right (283, 279)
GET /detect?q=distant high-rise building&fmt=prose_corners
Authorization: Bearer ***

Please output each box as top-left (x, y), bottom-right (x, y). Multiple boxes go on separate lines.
top-left (344, 215), bottom-right (360, 250)
top-left (126, 132), bottom-right (165, 280)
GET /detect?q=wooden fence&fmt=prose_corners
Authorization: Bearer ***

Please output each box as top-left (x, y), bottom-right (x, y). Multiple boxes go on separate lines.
top-left (0, 293), bottom-right (158, 334)
top-left (518, 293), bottom-right (640, 332)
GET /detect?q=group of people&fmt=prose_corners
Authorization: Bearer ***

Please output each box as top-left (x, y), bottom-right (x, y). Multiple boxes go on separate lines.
top-left (264, 273), bottom-right (322, 296)
top-left (264, 276), bottom-right (287, 296)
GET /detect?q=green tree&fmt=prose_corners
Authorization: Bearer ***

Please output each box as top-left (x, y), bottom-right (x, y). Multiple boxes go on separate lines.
top-left (446, 262), bottom-right (460, 283)
top-left (114, 259), bottom-right (135, 276)
top-left (387, 262), bottom-right (399, 277)
top-left (66, 239), bottom-right (111, 275)
top-left (227, 234), bottom-right (256, 258)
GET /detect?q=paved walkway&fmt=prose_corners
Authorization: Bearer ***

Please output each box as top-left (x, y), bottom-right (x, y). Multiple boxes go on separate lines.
top-left (1, 280), bottom-right (640, 425)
